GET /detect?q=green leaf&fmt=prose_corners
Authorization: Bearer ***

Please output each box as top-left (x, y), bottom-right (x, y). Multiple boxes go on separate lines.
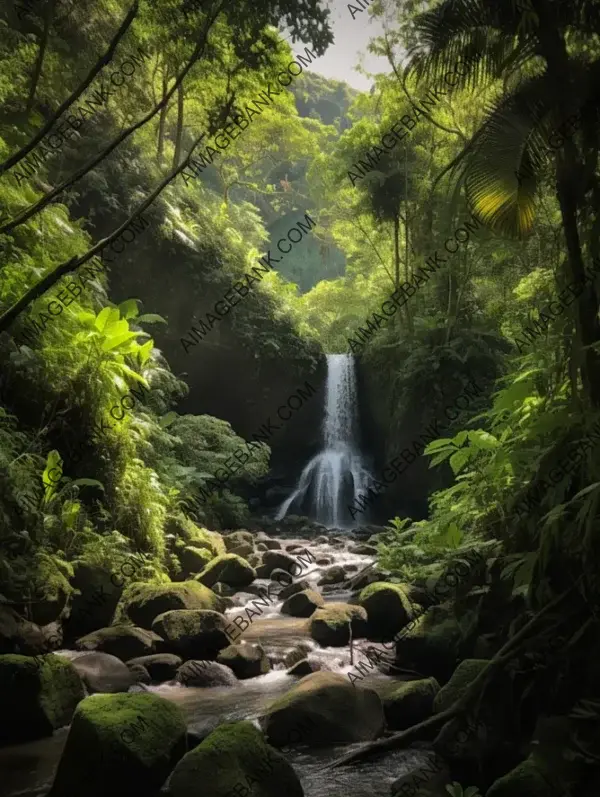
top-left (95, 307), bottom-right (118, 332)
top-left (118, 299), bottom-right (140, 320)
top-left (424, 437), bottom-right (456, 452)
top-left (137, 313), bottom-right (167, 324)
top-left (101, 331), bottom-right (140, 352)
top-left (468, 429), bottom-right (499, 449)
top-left (450, 448), bottom-right (471, 474)
top-left (69, 478), bottom-right (105, 491)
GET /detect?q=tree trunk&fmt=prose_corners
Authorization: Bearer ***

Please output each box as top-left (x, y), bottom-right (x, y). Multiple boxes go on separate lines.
top-left (157, 66), bottom-right (168, 165)
top-left (25, 0), bottom-right (57, 114)
top-left (172, 82), bottom-right (185, 170)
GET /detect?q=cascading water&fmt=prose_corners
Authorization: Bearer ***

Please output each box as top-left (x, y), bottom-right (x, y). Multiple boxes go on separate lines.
top-left (276, 354), bottom-right (373, 528)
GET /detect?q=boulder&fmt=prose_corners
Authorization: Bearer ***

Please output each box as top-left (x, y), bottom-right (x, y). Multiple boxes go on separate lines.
top-left (262, 551), bottom-right (300, 576)
top-left (229, 543), bottom-right (255, 558)
top-left (433, 659), bottom-right (489, 714)
top-left (152, 610), bottom-right (230, 659)
top-left (345, 564), bottom-right (358, 573)
top-left (63, 564), bottom-right (123, 639)
top-left (393, 604), bottom-right (463, 684)
top-left (196, 555), bottom-right (256, 589)
top-left (309, 603), bottom-right (368, 647)
top-left (0, 605), bottom-right (46, 655)
top-left (224, 531), bottom-right (255, 550)
top-left (349, 543), bottom-right (378, 555)
top-left (212, 582), bottom-right (236, 597)
top-left (175, 659), bottom-right (237, 687)
top-left (257, 542), bottom-right (268, 552)
top-left (270, 568), bottom-right (293, 587)
top-left (217, 643), bottom-right (270, 679)
top-left (279, 579), bottom-right (311, 601)
top-left (314, 536), bottom-right (329, 545)
top-left (486, 755), bottom-right (559, 797)
top-left (261, 540), bottom-right (282, 550)
top-left (169, 720), bottom-right (304, 797)
top-left (179, 546), bottom-right (213, 576)
top-left (317, 566), bottom-right (346, 586)
top-left (359, 582), bottom-right (414, 638)
top-left (315, 557), bottom-right (333, 566)
top-left (126, 654), bottom-right (182, 682)
top-left (283, 643), bottom-right (313, 668)
top-left (383, 677), bottom-right (440, 730)
top-left (167, 515), bottom-right (226, 557)
top-left (117, 581), bottom-right (222, 630)
top-left (0, 653), bottom-right (84, 744)
top-left (127, 663), bottom-right (151, 684)
top-left (261, 671), bottom-right (384, 746)
top-left (75, 625), bottom-right (163, 662)
top-left (47, 692), bottom-right (187, 797)
top-left (287, 659), bottom-right (321, 676)
top-left (70, 652), bottom-right (134, 693)
top-left (281, 589), bottom-right (324, 618)
top-left (390, 751), bottom-right (450, 797)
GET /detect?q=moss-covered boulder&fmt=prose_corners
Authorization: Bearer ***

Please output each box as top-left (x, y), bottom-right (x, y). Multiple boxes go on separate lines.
top-left (394, 604), bottom-right (463, 683)
top-left (152, 609), bottom-right (230, 659)
top-left (169, 720), bottom-right (304, 797)
top-left (48, 692), bottom-right (187, 797)
top-left (0, 654), bottom-right (85, 744)
top-left (260, 672), bottom-right (384, 747)
top-left (317, 565), bottom-right (346, 586)
top-left (223, 531), bottom-right (255, 551)
top-left (390, 751), bottom-right (450, 797)
top-left (433, 659), bottom-right (489, 714)
top-left (63, 564), bottom-right (123, 639)
top-left (175, 659), bottom-right (238, 687)
top-left (229, 543), bottom-right (255, 558)
top-left (179, 546), bottom-right (214, 576)
top-left (0, 605), bottom-right (46, 655)
top-left (281, 589), bottom-right (324, 618)
top-left (383, 677), bottom-right (440, 730)
top-left (359, 582), bottom-right (414, 638)
top-left (75, 625), bottom-right (163, 662)
top-left (308, 603), bottom-right (368, 647)
top-left (166, 514), bottom-right (226, 557)
top-left (196, 554), bottom-right (256, 589)
top-left (216, 643), bottom-right (270, 679)
top-left (287, 659), bottom-right (321, 676)
top-left (70, 652), bottom-right (134, 693)
top-left (116, 581), bottom-right (222, 630)
top-left (126, 654), bottom-right (182, 682)
top-left (283, 643), bottom-right (312, 668)
top-left (486, 755), bottom-right (560, 797)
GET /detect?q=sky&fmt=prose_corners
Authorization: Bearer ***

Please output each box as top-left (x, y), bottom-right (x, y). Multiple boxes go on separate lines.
top-left (282, 0), bottom-right (392, 93)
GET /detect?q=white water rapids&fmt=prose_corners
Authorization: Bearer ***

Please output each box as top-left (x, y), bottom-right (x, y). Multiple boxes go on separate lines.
top-left (276, 354), bottom-right (372, 528)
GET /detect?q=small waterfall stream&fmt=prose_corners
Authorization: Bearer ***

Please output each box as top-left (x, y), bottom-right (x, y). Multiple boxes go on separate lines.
top-left (276, 354), bottom-right (372, 528)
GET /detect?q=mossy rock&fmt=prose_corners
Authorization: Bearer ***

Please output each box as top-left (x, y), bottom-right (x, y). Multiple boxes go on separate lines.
top-left (63, 564), bottom-right (123, 639)
top-left (116, 581), bottom-right (223, 629)
top-left (281, 589), bottom-right (324, 618)
top-left (261, 551), bottom-right (300, 576)
top-left (260, 671), bottom-right (384, 747)
top-left (383, 677), bottom-right (440, 730)
top-left (196, 554), bottom-right (256, 589)
top-left (175, 660), bottom-right (237, 687)
top-left (126, 654), bottom-right (182, 682)
top-left (229, 543), bottom-right (255, 558)
top-left (394, 604), bottom-right (462, 684)
top-left (279, 579), bottom-right (311, 601)
top-left (433, 659), bottom-right (489, 714)
top-left (359, 582), bottom-right (414, 638)
top-left (179, 546), bottom-right (214, 576)
top-left (169, 720), bottom-right (304, 797)
top-left (0, 605), bottom-right (46, 655)
top-left (70, 652), bottom-right (134, 694)
top-left (308, 603), bottom-right (368, 647)
top-left (75, 625), bottom-right (163, 662)
top-left (486, 755), bottom-right (560, 797)
top-left (224, 531), bottom-right (255, 550)
top-left (0, 653), bottom-right (85, 744)
top-left (151, 609), bottom-right (230, 659)
top-left (316, 565), bottom-right (346, 586)
top-left (216, 643), bottom-right (270, 679)
top-left (166, 514), bottom-right (226, 555)
top-left (48, 692), bottom-right (187, 797)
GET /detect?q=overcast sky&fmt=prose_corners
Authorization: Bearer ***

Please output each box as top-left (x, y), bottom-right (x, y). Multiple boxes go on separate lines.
top-left (282, 0), bottom-right (392, 92)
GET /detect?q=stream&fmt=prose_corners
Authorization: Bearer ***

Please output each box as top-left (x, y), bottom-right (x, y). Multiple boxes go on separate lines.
top-left (0, 531), bottom-right (434, 797)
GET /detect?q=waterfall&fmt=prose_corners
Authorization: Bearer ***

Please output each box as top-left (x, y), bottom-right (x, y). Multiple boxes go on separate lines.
top-left (275, 354), bottom-right (372, 528)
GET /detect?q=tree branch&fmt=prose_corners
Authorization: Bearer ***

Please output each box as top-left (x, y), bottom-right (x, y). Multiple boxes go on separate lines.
top-left (0, 0), bottom-right (225, 235)
top-left (0, 127), bottom-right (208, 335)
top-left (0, 0), bottom-right (140, 176)
top-left (26, 0), bottom-right (58, 114)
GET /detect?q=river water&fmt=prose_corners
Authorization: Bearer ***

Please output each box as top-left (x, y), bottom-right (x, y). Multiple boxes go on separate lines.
top-left (0, 532), bottom-right (435, 797)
